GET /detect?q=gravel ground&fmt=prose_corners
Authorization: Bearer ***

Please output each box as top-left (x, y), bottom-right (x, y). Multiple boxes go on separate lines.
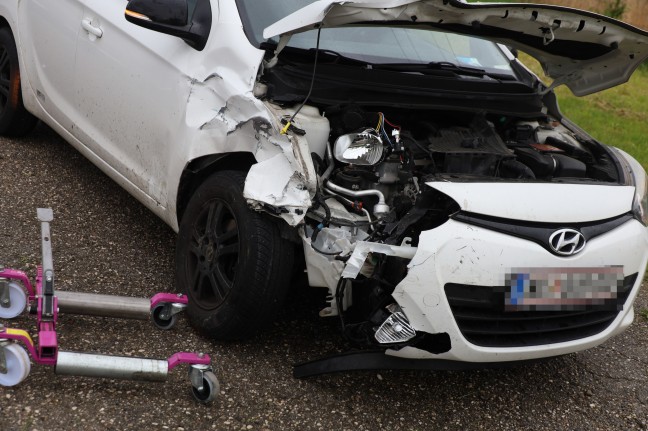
top-left (0, 124), bottom-right (647, 431)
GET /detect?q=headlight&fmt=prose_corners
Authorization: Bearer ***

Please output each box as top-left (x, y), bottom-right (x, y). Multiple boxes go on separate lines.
top-left (633, 169), bottom-right (648, 226)
top-left (333, 129), bottom-right (384, 166)
top-left (614, 148), bottom-right (648, 225)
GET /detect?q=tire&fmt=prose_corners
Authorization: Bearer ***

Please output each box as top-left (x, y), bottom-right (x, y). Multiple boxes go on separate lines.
top-left (0, 344), bottom-right (31, 387)
top-left (0, 281), bottom-right (27, 319)
top-left (0, 27), bottom-right (37, 137)
top-left (191, 371), bottom-right (220, 403)
top-left (151, 304), bottom-right (177, 330)
top-left (176, 170), bottom-right (294, 340)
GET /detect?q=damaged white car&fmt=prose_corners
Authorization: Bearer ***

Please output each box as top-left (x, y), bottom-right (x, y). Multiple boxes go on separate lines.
top-left (3, 0), bottom-right (648, 375)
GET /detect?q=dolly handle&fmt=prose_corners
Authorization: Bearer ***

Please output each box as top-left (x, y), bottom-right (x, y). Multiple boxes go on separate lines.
top-left (37, 208), bottom-right (54, 280)
top-left (36, 208), bottom-right (55, 320)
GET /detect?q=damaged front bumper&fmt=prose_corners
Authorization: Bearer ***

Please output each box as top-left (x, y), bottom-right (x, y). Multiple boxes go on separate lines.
top-left (305, 213), bottom-right (646, 370)
top-left (386, 217), bottom-right (646, 362)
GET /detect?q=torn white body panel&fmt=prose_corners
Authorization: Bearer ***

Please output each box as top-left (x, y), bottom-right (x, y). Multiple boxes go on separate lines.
top-left (242, 104), bottom-right (325, 226)
top-left (244, 153), bottom-right (312, 221)
top-left (185, 85), bottom-right (323, 225)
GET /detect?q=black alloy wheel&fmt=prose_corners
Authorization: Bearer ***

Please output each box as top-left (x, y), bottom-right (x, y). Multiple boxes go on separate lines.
top-left (176, 170), bottom-right (294, 340)
top-left (0, 28), bottom-right (37, 136)
top-left (187, 198), bottom-right (240, 308)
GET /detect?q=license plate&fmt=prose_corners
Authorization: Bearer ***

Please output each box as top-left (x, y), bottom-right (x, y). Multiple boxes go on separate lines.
top-left (505, 267), bottom-right (624, 311)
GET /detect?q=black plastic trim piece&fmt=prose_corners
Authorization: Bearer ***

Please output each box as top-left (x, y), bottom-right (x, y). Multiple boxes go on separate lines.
top-left (445, 273), bottom-right (637, 348)
top-left (264, 60), bottom-right (544, 117)
top-left (293, 350), bottom-right (547, 378)
top-left (125, 0), bottom-right (211, 51)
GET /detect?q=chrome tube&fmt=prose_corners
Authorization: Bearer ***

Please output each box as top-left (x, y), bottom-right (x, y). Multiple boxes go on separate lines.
top-left (325, 180), bottom-right (390, 216)
top-left (55, 351), bottom-right (168, 381)
top-left (56, 291), bottom-right (151, 320)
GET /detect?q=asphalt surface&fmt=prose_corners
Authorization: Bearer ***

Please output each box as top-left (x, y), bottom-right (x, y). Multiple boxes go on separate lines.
top-left (0, 124), bottom-right (647, 431)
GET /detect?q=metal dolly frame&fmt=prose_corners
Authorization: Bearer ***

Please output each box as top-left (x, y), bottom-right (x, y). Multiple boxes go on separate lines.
top-left (0, 209), bottom-right (219, 403)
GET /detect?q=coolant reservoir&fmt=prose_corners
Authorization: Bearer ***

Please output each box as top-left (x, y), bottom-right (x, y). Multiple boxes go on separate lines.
top-left (293, 106), bottom-right (330, 158)
top-left (273, 105), bottom-right (330, 158)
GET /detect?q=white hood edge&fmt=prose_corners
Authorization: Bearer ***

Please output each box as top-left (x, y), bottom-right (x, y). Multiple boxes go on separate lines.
top-left (427, 181), bottom-right (634, 223)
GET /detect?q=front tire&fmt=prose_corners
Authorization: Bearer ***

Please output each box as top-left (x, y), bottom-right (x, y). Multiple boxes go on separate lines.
top-left (176, 170), bottom-right (294, 340)
top-left (0, 27), bottom-right (37, 137)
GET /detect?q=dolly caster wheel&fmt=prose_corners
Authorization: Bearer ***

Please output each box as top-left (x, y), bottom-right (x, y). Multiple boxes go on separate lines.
top-left (189, 365), bottom-right (220, 404)
top-left (0, 282), bottom-right (27, 319)
top-left (152, 304), bottom-right (177, 330)
top-left (0, 343), bottom-right (31, 387)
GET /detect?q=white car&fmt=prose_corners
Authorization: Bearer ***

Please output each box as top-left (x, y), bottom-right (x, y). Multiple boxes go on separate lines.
top-left (2, 0), bottom-right (647, 374)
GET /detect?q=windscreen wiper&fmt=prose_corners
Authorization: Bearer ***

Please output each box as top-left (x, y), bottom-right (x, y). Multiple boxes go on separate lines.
top-left (373, 61), bottom-right (515, 80)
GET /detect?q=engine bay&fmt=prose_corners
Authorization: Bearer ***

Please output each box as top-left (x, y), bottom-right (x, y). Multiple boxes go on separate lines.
top-left (317, 107), bottom-right (619, 225)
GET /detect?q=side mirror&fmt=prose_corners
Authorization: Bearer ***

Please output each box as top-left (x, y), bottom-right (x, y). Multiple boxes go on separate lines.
top-left (125, 0), bottom-right (212, 51)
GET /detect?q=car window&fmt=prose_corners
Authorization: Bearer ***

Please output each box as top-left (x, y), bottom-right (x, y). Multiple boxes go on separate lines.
top-left (289, 27), bottom-right (512, 71)
top-left (237, 0), bottom-right (314, 45)
top-left (235, 0), bottom-right (513, 74)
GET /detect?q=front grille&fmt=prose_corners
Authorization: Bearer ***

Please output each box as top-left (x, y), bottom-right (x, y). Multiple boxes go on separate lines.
top-left (445, 274), bottom-right (637, 347)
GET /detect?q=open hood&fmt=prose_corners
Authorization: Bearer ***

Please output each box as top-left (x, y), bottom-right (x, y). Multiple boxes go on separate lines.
top-left (263, 0), bottom-right (648, 96)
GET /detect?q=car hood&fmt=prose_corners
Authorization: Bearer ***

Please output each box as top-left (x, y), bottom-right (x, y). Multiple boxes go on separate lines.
top-left (426, 181), bottom-right (634, 223)
top-left (263, 0), bottom-right (648, 96)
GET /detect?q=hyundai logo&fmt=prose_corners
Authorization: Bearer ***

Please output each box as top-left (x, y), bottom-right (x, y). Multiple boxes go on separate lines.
top-left (549, 229), bottom-right (586, 256)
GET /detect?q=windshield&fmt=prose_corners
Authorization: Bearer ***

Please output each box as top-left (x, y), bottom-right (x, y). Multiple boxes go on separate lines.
top-left (235, 0), bottom-right (514, 74)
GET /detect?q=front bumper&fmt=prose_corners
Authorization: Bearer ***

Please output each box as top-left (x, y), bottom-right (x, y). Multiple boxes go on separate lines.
top-left (389, 217), bottom-right (648, 362)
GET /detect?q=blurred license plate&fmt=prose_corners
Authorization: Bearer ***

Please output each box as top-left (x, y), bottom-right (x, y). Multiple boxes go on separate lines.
top-left (505, 267), bottom-right (624, 311)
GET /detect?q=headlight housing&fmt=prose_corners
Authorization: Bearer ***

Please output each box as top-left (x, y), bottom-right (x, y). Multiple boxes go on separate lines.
top-left (613, 148), bottom-right (648, 225)
top-left (633, 169), bottom-right (648, 226)
top-left (334, 129), bottom-right (384, 166)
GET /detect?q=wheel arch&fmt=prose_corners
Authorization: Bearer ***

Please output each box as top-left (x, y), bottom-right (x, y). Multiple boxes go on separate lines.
top-left (0, 17), bottom-right (11, 30)
top-left (176, 152), bottom-right (256, 223)
top-left (0, 16), bottom-right (38, 136)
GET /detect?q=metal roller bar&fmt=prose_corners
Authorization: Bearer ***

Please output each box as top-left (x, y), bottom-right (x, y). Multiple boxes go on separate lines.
top-left (56, 291), bottom-right (151, 320)
top-left (55, 351), bottom-right (168, 381)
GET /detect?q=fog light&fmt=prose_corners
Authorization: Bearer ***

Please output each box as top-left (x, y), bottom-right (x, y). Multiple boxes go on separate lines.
top-left (374, 308), bottom-right (416, 344)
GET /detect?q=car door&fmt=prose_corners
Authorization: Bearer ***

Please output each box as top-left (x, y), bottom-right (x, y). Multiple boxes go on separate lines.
top-left (72, 0), bottom-right (197, 207)
top-left (17, 0), bottom-right (83, 129)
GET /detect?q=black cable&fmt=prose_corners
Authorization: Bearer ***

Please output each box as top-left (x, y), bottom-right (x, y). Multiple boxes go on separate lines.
top-left (282, 27), bottom-right (322, 133)
top-left (335, 277), bottom-right (347, 334)
top-left (403, 135), bottom-right (437, 173)
top-left (310, 190), bottom-right (332, 243)
top-left (318, 191), bottom-right (332, 226)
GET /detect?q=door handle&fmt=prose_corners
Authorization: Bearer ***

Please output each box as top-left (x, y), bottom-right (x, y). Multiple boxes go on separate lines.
top-left (81, 19), bottom-right (103, 38)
